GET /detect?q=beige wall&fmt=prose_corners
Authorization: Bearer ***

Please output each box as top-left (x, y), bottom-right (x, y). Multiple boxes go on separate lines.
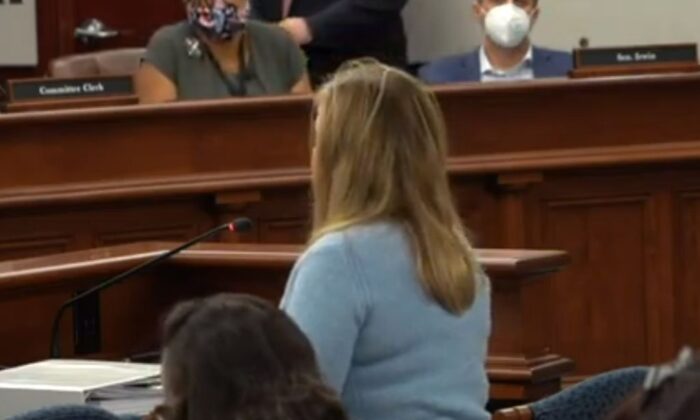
top-left (403, 0), bottom-right (481, 63)
top-left (534, 0), bottom-right (700, 50)
top-left (0, 0), bottom-right (38, 66)
top-left (404, 0), bottom-right (700, 63)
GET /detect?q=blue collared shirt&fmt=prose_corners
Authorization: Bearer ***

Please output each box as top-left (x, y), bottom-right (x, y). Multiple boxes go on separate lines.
top-left (479, 46), bottom-right (534, 82)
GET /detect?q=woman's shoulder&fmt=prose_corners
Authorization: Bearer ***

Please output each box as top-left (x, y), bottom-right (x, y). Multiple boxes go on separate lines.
top-left (143, 21), bottom-right (190, 79)
top-left (149, 21), bottom-right (190, 45)
top-left (302, 230), bottom-right (348, 263)
top-left (306, 223), bottom-right (409, 263)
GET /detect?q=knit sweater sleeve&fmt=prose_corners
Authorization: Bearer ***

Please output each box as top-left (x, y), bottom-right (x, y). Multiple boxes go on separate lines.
top-left (280, 233), bottom-right (370, 393)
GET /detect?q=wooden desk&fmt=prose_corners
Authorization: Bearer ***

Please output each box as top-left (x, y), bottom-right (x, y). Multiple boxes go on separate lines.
top-left (0, 242), bottom-right (571, 402)
top-left (1, 74), bottom-right (699, 379)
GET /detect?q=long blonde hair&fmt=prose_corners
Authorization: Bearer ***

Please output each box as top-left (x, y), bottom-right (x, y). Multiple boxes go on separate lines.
top-left (310, 60), bottom-right (479, 314)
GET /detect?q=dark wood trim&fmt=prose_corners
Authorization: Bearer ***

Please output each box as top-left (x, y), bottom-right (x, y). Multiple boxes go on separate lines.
top-left (0, 168), bottom-right (311, 208)
top-left (449, 140), bottom-right (700, 174)
top-left (3, 96), bottom-right (137, 113)
top-left (58, 0), bottom-right (78, 58)
top-left (432, 72), bottom-right (700, 94)
top-left (487, 354), bottom-right (575, 383)
top-left (0, 93), bottom-right (313, 124)
top-left (0, 242), bottom-right (569, 289)
top-left (4, 72), bottom-right (700, 124)
top-left (3, 138), bottom-right (700, 209)
top-left (570, 62), bottom-right (700, 79)
top-left (492, 406), bottom-right (534, 420)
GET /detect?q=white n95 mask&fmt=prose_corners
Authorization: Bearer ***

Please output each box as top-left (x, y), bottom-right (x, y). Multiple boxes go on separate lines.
top-left (484, 3), bottom-right (532, 48)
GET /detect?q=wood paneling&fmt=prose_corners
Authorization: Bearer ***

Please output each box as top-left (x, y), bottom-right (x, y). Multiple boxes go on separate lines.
top-left (453, 177), bottom-right (503, 248)
top-left (543, 195), bottom-right (651, 373)
top-left (0, 199), bottom-right (215, 260)
top-left (1, 75), bottom-right (700, 379)
top-left (0, 242), bottom-right (572, 402)
top-left (678, 191), bottom-right (700, 349)
top-left (0, 234), bottom-right (71, 261)
top-left (530, 168), bottom-right (698, 375)
top-left (438, 77), bottom-right (700, 156)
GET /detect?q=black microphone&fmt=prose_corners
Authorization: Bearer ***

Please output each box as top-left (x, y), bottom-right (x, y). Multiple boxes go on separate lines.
top-left (49, 218), bottom-right (253, 358)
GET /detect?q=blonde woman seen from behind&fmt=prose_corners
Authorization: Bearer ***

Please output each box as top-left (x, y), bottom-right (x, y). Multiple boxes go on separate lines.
top-left (281, 60), bottom-right (491, 420)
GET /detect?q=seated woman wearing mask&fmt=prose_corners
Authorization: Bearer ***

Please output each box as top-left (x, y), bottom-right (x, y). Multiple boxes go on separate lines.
top-left (135, 0), bottom-right (311, 103)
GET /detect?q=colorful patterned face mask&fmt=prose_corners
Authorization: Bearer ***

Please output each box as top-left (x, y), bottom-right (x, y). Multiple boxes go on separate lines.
top-left (187, 0), bottom-right (245, 41)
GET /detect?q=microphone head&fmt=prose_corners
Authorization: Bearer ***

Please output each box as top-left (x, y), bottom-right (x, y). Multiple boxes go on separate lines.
top-left (229, 217), bottom-right (253, 233)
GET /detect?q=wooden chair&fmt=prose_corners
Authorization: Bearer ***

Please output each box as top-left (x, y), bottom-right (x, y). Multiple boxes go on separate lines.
top-left (493, 406), bottom-right (534, 419)
top-left (48, 48), bottom-right (145, 78)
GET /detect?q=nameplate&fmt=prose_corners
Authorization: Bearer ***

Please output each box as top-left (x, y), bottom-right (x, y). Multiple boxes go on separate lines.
top-left (571, 44), bottom-right (700, 78)
top-left (6, 76), bottom-right (134, 102)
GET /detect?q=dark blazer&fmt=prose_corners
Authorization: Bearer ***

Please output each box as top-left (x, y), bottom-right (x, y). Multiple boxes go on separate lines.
top-left (419, 46), bottom-right (573, 84)
top-left (249, 0), bottom-right (408, 84)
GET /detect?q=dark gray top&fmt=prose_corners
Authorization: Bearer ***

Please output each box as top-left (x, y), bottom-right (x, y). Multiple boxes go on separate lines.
top-left (144, 20), bottom-right (306, 100)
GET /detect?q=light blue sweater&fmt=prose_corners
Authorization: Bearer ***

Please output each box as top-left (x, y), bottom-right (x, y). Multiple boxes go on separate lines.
top-left (281, 222), bottom-right (491, 420)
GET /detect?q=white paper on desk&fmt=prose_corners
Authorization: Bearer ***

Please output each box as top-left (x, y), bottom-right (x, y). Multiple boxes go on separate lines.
top-left (0, 359), bottom-right (160, 418)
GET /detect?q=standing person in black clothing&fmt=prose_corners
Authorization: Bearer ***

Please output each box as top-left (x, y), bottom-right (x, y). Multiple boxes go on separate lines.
top-left (249, 0), bottom-right (408, 85)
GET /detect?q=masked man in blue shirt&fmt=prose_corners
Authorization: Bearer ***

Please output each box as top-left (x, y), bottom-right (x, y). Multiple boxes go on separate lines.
top-left (420, 0), bottom-right (572, 84)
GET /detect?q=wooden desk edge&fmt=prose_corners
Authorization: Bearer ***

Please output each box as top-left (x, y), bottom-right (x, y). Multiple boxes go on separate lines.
top-left (0, 242), bottom-right (569, 291)
top-left (2, 72), bottom-right (700, 125)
